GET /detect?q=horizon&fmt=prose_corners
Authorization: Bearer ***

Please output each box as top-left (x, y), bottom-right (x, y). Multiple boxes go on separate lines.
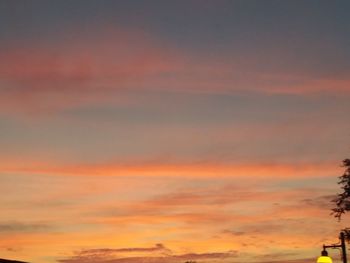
top-left (0, 1), bottom-right (350, 262)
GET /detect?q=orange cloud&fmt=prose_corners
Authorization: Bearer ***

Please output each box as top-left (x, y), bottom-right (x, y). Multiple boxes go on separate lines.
top-left (0, 169), bottom-right (341, 263)
top-left (0, 159), bottom-right (339, 179)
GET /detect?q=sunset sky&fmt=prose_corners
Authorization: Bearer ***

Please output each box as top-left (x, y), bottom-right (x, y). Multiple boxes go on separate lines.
top-left (1, 1), bottom-right (350, 262)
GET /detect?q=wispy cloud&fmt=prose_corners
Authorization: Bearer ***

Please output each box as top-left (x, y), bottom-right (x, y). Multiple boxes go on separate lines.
top-left (58, 244), bottom-right (237, 263)
top-left (77, 243), bottom-right (171, 255)
top-left (0, 222), bottom-right (51, 233)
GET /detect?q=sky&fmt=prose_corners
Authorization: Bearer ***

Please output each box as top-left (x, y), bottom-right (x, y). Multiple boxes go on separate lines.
top-left (0, 0), bottom-right (350, 262)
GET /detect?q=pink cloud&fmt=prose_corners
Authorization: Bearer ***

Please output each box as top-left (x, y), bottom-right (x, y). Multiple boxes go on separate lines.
top-left (0, 26), bottom-right (183, 114)
top-left (1, 25), bottom-right (349, 116)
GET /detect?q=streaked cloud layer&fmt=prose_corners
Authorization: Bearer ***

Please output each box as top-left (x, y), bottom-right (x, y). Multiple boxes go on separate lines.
top-left (0, 1), bottom-right (349, 262)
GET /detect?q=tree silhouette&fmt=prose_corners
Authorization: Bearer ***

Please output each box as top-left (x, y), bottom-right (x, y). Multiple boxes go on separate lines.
top-left (332, 159), bottom-right (350, 220)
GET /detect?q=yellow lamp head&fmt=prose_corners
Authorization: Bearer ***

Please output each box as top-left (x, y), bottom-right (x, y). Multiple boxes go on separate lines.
top-left (317, 256), bottom-right (333, 263)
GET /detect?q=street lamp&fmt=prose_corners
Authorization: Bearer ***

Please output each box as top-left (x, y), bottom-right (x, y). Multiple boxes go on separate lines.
top-left (317, 231), bottom-right (347, 263)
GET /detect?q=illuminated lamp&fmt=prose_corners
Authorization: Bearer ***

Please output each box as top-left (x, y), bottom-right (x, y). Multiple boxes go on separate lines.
top-left (317, 250), bottom-right (333, 263)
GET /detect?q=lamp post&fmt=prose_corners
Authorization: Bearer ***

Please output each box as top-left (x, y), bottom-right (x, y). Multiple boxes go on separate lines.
top-left (317, 231), bottom-right (347, 263)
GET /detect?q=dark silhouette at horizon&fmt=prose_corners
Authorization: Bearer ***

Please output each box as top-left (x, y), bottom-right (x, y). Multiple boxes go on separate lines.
top-left (0, 258), bottom-right (29, 263)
